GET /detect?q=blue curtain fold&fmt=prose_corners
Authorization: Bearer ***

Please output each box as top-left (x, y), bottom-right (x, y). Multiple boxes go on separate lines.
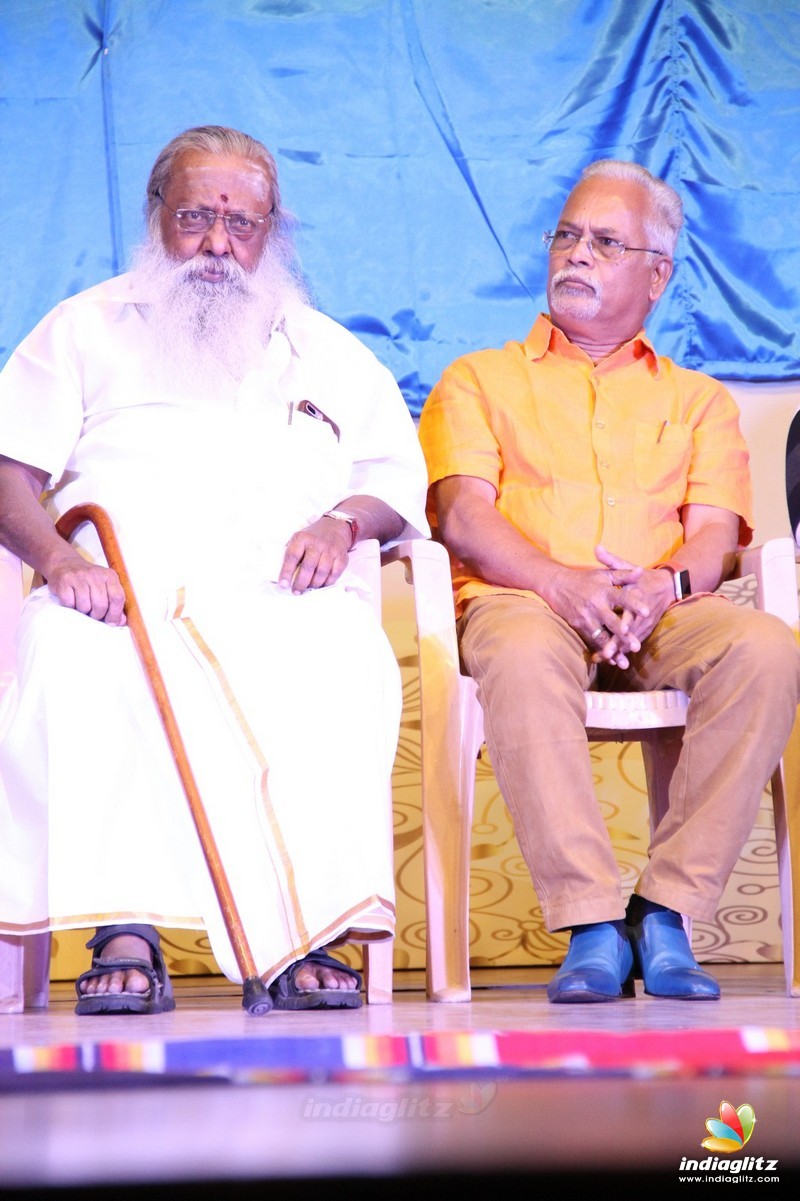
top-left (1, 0), bottom-right (798, 414)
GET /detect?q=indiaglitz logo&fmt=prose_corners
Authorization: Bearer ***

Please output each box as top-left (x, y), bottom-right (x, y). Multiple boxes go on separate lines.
top-left (677, 1100), bottom-right (780, 1181)
top-left (701, 1100), bottom-right (756, 1153)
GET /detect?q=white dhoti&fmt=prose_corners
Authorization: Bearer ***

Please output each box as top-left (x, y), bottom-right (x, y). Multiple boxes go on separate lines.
top-left (0, 567), bottom-right (400, 984)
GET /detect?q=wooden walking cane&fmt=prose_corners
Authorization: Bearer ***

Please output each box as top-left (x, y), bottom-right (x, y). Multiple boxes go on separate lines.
top-left (54, 503), bottom-right (273, 1015)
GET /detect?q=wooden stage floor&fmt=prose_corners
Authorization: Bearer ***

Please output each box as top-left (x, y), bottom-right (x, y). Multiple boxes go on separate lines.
top-left (1, 964), bottom-right (798, 1195)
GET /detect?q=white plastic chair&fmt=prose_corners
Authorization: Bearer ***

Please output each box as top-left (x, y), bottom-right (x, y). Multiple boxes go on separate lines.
top-left (1, 545), bottom-right (53, 1012)
top-left (383, 537), bottom-right (800, 1001)
top-left (0, 538), bottom-right (396, 1009)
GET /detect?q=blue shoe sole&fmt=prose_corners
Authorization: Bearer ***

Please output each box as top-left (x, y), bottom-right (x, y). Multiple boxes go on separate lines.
top-left (548, 976), bottom-right (636, 1004)
top-left (546, 924), bottom-right (637, 1003)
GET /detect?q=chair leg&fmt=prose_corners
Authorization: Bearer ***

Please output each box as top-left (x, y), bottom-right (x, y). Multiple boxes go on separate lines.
top-left (421, 678), bottom-right (481, 1002)
top-left (770, 758), bottom-right (799, 996)
top-left (0, 932), bottom-right (51, 1013)
top-left (416, 644), bottom-right (476, 999)
top-left (362, 938), bottom-right (394, 1004)
top-left (0, 935), bottom-right (24, 1013)
top-left (422, 765), bottom-right (474, 1002)
top-left (25, 932), bottom-right (52, 1008)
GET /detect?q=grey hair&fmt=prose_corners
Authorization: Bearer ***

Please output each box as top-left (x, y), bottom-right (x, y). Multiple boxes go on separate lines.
top-left (144, 125), bottom-right (284, 238)
top-left (579, 160), bottom-right (683, 258)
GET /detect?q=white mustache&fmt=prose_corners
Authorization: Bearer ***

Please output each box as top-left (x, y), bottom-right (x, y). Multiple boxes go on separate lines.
top-left (551, 268), bottom-right (597, 293)
top-left (178, 255), bottom-right (248, 286)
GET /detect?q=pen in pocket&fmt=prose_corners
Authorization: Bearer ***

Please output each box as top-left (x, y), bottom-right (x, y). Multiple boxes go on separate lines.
top-left (656, 420), bottom-right (669, 443)
top-left (297, 399), bottom-right (341, 442)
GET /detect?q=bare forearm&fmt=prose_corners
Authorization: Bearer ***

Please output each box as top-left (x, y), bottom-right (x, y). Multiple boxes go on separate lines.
top-left (337, 495), bottom-right (405, 546)
top-left (435, 475), bottom-right (651, 670)
top-left (437, 487), bottom-right (565, 605)
top-left (662, 506), bottom-right (740, 594)
top-left (0, 455), bottom-right (126, 623)
top-left (0, 457), bottom-right (78, 577)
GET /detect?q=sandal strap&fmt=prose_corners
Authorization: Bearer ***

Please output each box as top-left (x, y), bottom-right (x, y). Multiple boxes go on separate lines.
top-left (274, 947), bottom-right (363, 995)
top-left (74, 957), bottom-right (159, 999)
top-left (81, 925), bottom-right (174, 1002)
top-left (301, 948), bottom-right (362, 986)
top-left (85, 924), bottom-right (161, 955)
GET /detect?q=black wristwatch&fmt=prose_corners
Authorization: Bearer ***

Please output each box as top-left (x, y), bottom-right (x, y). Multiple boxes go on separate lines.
top-left (661, 566), bottom-right (691, 601)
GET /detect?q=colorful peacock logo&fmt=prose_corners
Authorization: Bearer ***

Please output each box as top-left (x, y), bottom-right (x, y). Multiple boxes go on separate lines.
top-left (702, 1101), bottom-right (756, 1153)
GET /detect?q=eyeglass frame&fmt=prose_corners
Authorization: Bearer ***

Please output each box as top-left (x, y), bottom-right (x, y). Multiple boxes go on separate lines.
top-left (543, 229), bottom-right (666, 261)
top-left (156, 191), bottom-right (274, 239)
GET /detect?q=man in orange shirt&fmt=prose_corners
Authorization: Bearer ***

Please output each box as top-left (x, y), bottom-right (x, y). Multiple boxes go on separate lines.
top-left (419, 160), bottom-right (800, 1003)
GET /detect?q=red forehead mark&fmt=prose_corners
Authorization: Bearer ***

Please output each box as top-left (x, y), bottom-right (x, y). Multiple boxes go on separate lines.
top-left (220, 193), bottom-right (229, 203)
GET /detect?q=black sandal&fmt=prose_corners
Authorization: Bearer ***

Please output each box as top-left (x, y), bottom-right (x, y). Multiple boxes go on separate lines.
top-left (74, 923), bottom-right (176, 1015)
top-left (269, 947), bottom-right (363, 1010)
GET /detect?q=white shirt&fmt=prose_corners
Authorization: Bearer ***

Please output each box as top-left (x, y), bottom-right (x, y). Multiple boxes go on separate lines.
top-left (0, 272), bottom-right (429, 605)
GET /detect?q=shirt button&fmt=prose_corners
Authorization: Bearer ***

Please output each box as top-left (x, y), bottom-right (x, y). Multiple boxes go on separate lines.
top-left (607, 497), bottom-right (616, 506)
top-left (600, 460), bottom-right (609, 468)
top-left (596, 420), bottom-right (605, 428)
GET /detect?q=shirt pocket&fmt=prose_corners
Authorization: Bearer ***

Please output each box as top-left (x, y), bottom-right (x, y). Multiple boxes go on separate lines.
top-left (633, 421), bottom-right (692, 502)
top-left (280, 405), bottom-right (349, 514)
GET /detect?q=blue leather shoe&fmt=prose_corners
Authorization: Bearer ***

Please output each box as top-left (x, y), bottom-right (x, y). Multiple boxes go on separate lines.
top-left (626, 906), bottom-right (720, 999)
top-left (546, 922), bottom-right (635, 1004)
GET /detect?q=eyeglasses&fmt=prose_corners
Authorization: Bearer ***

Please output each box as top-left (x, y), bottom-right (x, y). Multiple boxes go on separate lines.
top-left (543, 229), bottom-right (664, 261)
top-left (157, 193), bottom-right (272, 240)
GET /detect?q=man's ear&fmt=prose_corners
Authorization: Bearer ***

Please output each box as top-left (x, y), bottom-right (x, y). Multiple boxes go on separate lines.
top-left (649, 255), bottom-right (673, 303)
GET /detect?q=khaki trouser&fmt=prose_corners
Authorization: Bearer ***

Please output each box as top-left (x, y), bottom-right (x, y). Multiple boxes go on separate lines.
top-left (458, 593), bottom-right (800, 930)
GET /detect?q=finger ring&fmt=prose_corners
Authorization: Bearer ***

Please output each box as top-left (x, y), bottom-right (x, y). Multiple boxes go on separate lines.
top-left (589, 626), bottom-right (605, 643)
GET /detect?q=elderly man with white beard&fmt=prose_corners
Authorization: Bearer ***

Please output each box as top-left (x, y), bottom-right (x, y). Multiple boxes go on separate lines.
top-left (0, 125), bottom-right (429, 1014)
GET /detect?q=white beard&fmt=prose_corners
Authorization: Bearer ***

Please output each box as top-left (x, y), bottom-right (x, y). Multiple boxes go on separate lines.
top-left (131, 236), bottom-right (308, 398)
top-left (547, 267), bottom-right (603, 322)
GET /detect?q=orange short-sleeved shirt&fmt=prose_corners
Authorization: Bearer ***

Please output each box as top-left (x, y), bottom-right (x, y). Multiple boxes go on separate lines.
top-left (418, 314), bottom-right (753, 615)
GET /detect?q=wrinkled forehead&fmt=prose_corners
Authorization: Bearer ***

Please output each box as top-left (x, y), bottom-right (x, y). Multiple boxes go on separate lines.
top-left (558, 177), bottom-right (651, 237)
top-left (166, 150), bottom-right (274, 210)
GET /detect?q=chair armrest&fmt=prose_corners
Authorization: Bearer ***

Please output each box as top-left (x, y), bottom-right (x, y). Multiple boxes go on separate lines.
top-left (381, 537), bottom-right (463, 764)
top-left (733, 537), bottom-right (799, 631)
top-left (346, 538), bottom-right (382, 618)
top-left (381, 539), bottom-right (461, 670)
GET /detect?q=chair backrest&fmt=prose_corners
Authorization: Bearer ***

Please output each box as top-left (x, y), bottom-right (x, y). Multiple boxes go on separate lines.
top-left (786, 408), bottom-right (800, 546)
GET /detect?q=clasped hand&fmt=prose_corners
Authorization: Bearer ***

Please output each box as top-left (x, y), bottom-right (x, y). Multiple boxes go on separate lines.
top-left (557, 545), bottom-right (674, 670)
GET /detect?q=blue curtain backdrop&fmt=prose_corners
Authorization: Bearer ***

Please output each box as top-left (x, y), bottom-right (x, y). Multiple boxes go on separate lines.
top-left (1, 0), bottom-right (798, 415)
